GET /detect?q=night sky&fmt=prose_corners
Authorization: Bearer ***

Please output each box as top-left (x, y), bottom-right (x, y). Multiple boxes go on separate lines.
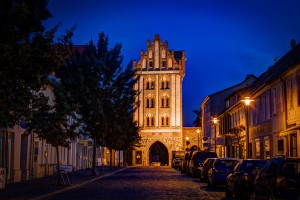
top-left (44, 0), bottom-right (300, 127)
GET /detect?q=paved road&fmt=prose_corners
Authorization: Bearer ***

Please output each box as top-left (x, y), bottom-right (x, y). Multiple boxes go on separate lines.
top-left (39, 166), bottom-right (226, 200)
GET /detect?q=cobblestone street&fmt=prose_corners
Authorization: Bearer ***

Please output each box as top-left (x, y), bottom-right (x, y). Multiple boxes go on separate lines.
top-left (39, 167), bottom-right (226, 200)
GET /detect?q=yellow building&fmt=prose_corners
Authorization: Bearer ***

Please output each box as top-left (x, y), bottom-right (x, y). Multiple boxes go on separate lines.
top-left (133, 34), bottom-right (186, 166)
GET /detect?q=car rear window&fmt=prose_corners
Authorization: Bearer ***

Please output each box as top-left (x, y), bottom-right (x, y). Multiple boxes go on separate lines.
top-left (217, 160), bottom-right (238, 169)
top-left (242, 160), bottom-right (267, 172)
top-left (282, 161), bottom-right (300, 175)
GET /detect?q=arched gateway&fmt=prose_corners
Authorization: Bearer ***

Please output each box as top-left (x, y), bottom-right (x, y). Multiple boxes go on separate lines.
top-left (149, 141), bottom-right (169, 166)
top-left (132, 34), bottom-right (186, 166)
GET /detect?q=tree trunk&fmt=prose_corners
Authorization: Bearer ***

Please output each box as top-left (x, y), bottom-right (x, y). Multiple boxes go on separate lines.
top-left (55, 146), bottom-right (61, 186)
top-left (118, 150), bottom-right (121, 168)
top-left (92, 135), bottom-right (97, 176)
top-left (109, 148), bottom-right (113, 171)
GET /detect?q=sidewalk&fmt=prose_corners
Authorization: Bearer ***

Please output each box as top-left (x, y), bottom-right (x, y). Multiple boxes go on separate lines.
top-left (0, 166), bottom-right (127, 200)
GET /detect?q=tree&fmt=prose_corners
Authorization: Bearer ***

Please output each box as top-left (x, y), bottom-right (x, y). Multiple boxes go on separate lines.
top-left (0, 0), bottom-right (79, 185)
top-left (59, 32), bottom-right (140, 172)
top-left (193, 109), bottom-right (202, 127)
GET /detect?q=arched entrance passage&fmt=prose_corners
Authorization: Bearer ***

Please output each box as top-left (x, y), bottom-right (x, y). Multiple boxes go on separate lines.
top-left (149, 141), bottom-right (169, 166)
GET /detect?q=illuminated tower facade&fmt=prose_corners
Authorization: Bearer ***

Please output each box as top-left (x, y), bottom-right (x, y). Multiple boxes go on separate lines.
top-left (133, 34), bottom-right (186, 166)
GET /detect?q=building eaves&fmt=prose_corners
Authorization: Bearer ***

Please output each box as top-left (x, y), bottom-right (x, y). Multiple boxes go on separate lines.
top-left (251, 43), bottom-right (300, 93)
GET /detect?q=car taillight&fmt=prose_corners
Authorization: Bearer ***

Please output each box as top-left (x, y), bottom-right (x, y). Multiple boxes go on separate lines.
top-left (242, 173), bottom-right (251, 182)
top-left (276, 175), bottom-right (287, 187)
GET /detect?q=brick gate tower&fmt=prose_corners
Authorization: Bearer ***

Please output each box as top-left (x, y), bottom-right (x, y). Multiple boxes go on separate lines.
top-left (133, 34), bottom-right (186, 166)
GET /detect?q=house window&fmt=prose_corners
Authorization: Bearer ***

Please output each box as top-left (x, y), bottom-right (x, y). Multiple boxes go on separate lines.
top-left (161, 80), bottom-right (169, 89)
top-left (150, 82), bottom-right (155, 89)
top-left (146, 81), bottom-right (155, 90)
top-left (149, 61), bottom-right (153, 68)
top-left (161, 96), bottom-right (169, 107)
top-left (162, 61), bottom-right (166, 68)
top-left (297, 74), bottom-right (300, 106)
top-left (146, 116), bottom-right (155, 126)
top-left (290, 134), bottom-right (297, 157)
top-left (166, 117), bottom-right (169, 126)
top-left (161, 117), bottom-right (164, 126)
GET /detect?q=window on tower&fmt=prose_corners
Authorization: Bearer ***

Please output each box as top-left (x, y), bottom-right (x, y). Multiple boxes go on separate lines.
top-left (161, 80), bottom-right (170, 89)
top-left (161, 96), bottom-right (169, 108)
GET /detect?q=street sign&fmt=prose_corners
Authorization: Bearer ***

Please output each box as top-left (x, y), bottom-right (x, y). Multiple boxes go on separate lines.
top-left (53, 165), bottom-right (73, 173)
top-left (0, 168), bottom-right (6, 190)
top-left (19, 121), bottom-right (29, 129)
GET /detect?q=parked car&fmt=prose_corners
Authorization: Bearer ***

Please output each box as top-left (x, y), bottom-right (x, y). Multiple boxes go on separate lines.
top-left (251, 155), bottom-right (300, 200)
top-left (207, 158), bottom-right (239, 188)
top-left (226, 159), bottom-right (267, 199)
top-left (172, 150), bottom-right (185, 169)
top-left (188, 151), bottom-right (217, 177)
top-left (199, 158), bottom-right (217, 182)
top-left (180, 152), bottom-right (191, 174)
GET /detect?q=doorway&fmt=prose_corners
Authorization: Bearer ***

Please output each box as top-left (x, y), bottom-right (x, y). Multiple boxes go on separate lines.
top-left (149, 141), bottom-right (168, 166)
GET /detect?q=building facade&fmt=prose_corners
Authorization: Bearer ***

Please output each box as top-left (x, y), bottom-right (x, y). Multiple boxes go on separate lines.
top-left (133, 34), bottom-right (186, 166)
top-left (214, 43), bottom-right (300, 159)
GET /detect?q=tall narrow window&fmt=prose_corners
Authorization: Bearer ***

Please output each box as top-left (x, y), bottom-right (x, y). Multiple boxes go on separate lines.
top-left (161, 82), bottom-right (164, 89)
top-left (161, 98), bottom-right (164, 107)
top-left (166, 98), bottom-right (169, 107)
top-left (151, 82), bottom-right (155, 89)
top-left (151, 98), bottom-right (155, 108)
top-left (161, 117), bottom-right (164, 126)
top-left (151, 117), bottom-right (154, 126)
top-left (166, 117), bottom-right (169, 126)
top-left (297, 74), bottom-right (300, 106)
top-left (166, 81), bottom-right (169, 89)
top-left (146, 99), bottom-right (150, 108)
top-left (146, 117), bottom-right (150, 126)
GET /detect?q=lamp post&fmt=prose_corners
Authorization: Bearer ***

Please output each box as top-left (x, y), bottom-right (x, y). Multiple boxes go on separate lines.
top-left (212, 118), bottom-right (218, 153)
top-left (197, 129), bottom-right (200, 150)
top-left (185, 136), bottom-right (190, 151)
top-left (242, 97), bottom-right (254, 159)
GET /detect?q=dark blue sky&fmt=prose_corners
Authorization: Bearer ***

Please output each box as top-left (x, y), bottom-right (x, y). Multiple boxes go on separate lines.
top-left (45, 0), bottom-right (300, 127)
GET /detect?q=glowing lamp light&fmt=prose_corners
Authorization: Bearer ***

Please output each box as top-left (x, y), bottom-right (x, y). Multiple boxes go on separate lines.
top-left (242, 97), bottom-right (254, 106)
top-left (213, 117), bottom-right (218, 124)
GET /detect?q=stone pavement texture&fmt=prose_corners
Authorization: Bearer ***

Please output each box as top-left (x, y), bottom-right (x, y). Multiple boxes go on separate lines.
top-left (0, 166), bottom-right (126, 200)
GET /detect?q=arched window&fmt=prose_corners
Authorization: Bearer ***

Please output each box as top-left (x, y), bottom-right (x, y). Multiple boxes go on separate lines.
top-left (161, 79), bottom-right (170, 89)
top-left (146, 115), bottom-right (155, 126)
top-left (146, 98), bottom-right (155, 108)
top-left (161, 95), bottom-right (169, 108)
top-left (151, 117), bottom-right (154, 126)
top-left (146, 79), bottom-right (155, 90)
top-left (151, 98), bottom-right (155, 108)
top-left (161, 116), bottom-right (169, 126)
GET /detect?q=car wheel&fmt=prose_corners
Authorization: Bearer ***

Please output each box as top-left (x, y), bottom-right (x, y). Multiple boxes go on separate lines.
top-left (207, 177), bottom-right (211, 187)
top-left (225, 185), bottom-right (232, 198)
top-left (210, 178), bottom-right (215, 188)
top-left (199, 173), bottom-right (203, 182)
top-left (249, 191), bottom-right (256, 200)
top-left (268, 192), bottom-right (275, 200)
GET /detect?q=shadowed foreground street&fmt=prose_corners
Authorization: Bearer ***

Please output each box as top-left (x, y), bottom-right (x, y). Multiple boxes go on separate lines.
top-left (40, 166), bottom-right (225, 200)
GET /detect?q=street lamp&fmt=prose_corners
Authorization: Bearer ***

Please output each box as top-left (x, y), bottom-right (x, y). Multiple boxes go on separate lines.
top-left (185, 136), bottom-right (190, 151)
top-left (212, 118), bottom-right (218, 153)
top-left (242, 97), bottom-right (254, 159)
top-left (197, 129), bottom-right (200, 150)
